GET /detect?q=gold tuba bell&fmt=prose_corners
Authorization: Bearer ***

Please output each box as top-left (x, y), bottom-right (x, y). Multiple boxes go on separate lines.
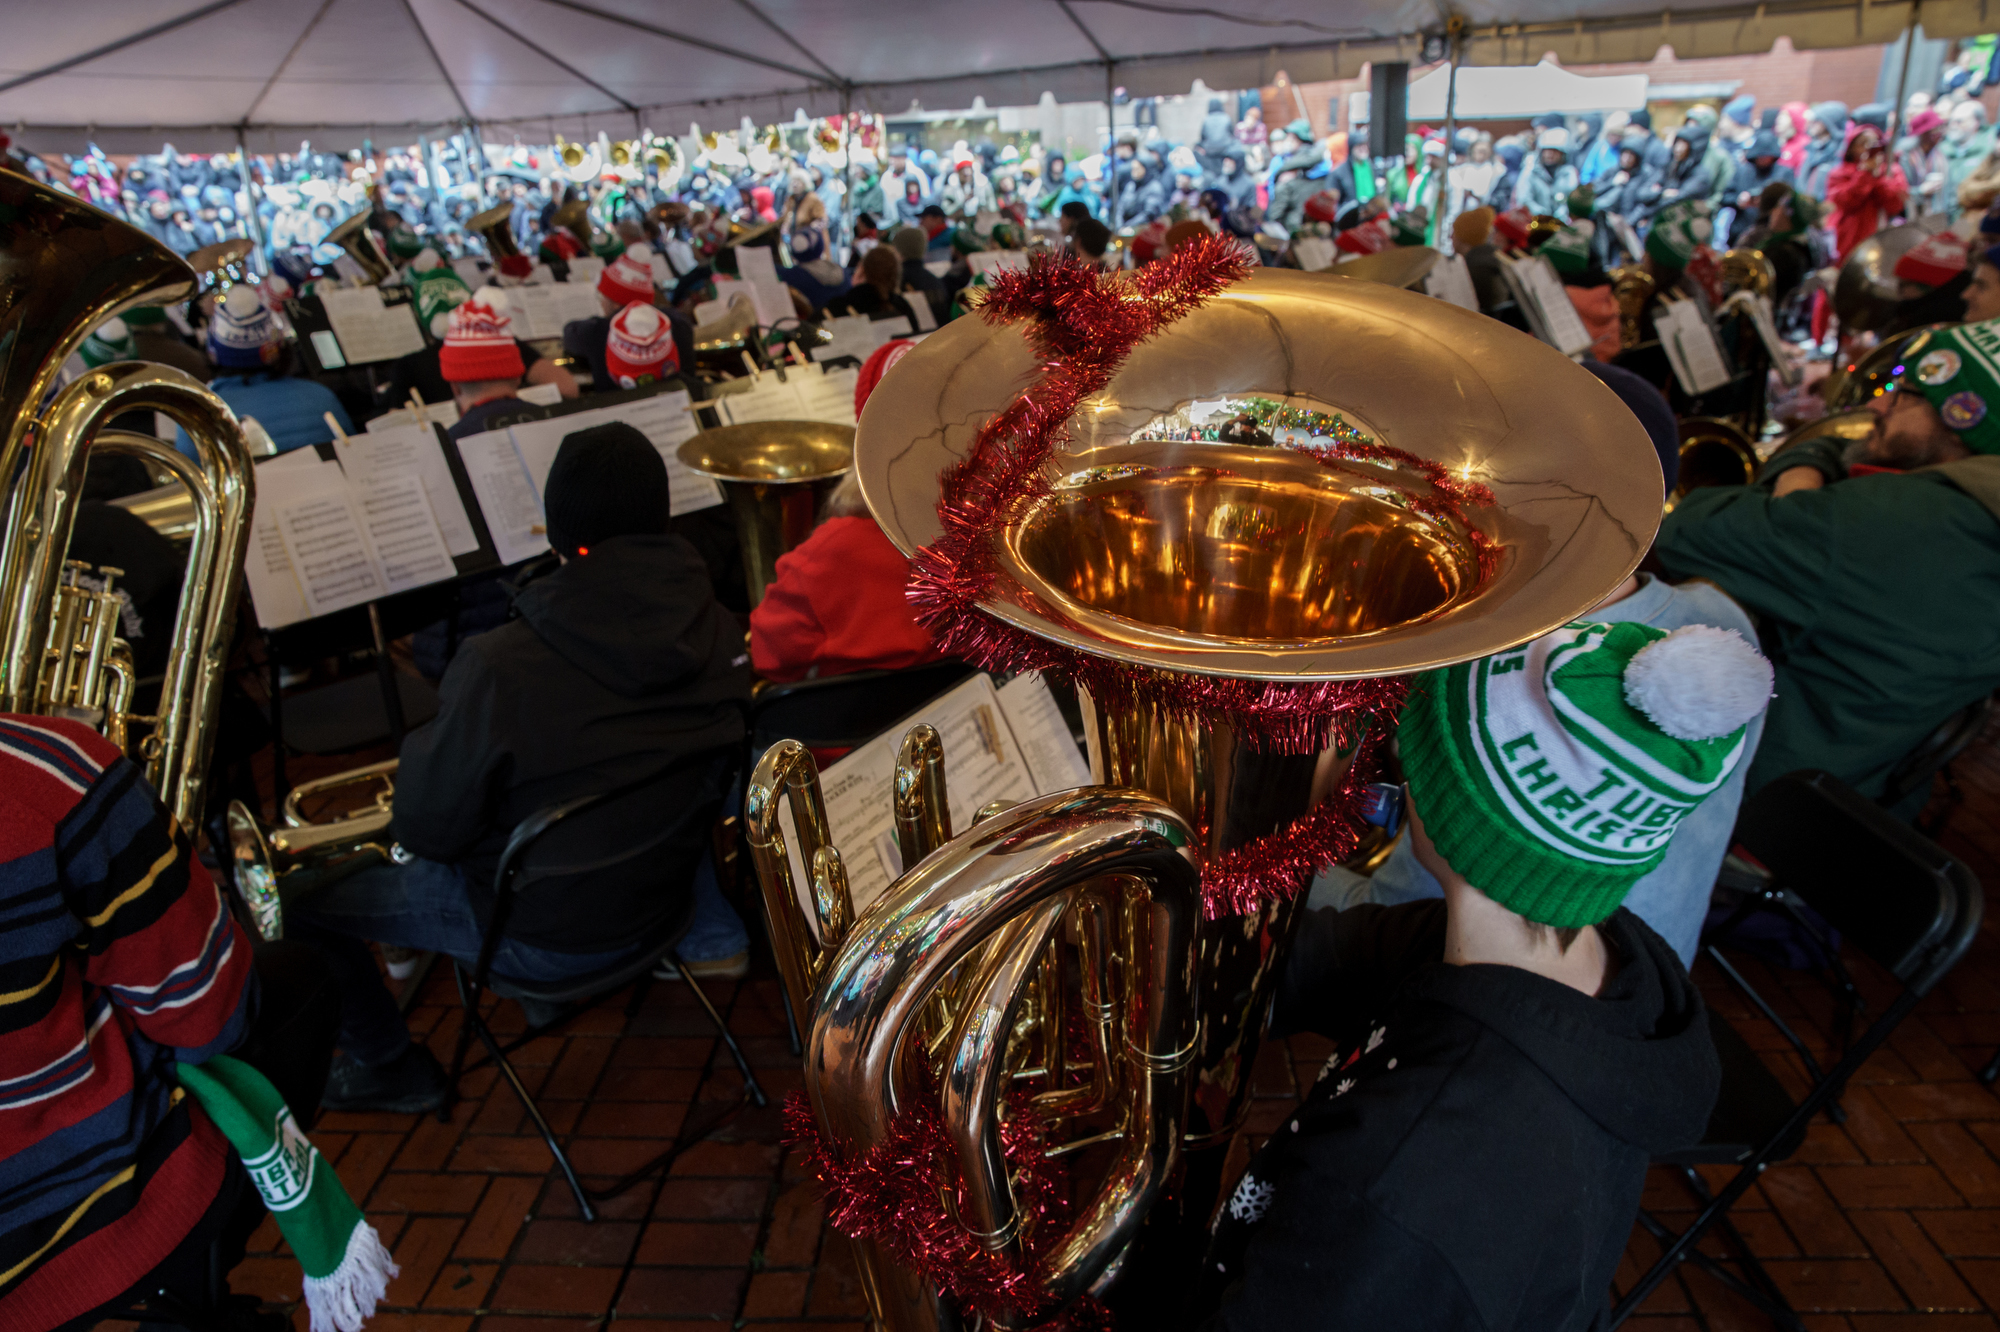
top-left (676, 421), bottom-right (854, 605)
top-left (0, 166), bottom-right (255, 828)
top-left (324, 208), bottom-right (394, 285)
top-left (468, 199), bottom-right (524, 267)
top-left (747, 265), bottom-right (1666, 1327)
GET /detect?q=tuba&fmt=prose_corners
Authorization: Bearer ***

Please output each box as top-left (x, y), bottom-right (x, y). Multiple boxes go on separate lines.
top-left (1674, 415), bottom-right (1762, 499)
top-left (227, 760), bottom-right (398, 940)
top-left (468, 199), bottom-right (524, 267)
top-left (676, 421), bottom-right (853, 605)
top-left (325, 208), bottom-right (394, 285)
top-left (0, 166), bottom-right (255, 828)
top-left (752, 261), bottom-right (1663, 1327)
top-left (1825, 323), bottom-right (1950, 409)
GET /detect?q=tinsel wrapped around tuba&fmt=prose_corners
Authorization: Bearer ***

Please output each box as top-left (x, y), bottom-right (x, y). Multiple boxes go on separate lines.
top-left (757, 240), bottom-right (1663, 1329)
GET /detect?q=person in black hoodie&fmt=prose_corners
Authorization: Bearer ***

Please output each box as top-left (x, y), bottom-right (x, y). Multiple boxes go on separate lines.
top-left (288, 424), bottom-right (753, 1114)
top-left (1189, 618), bottom-right (1768, 1332)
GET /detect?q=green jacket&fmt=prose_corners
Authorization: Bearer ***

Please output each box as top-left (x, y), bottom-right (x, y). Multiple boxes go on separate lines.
top-left (1654, 454), bottom-right (2000, 806)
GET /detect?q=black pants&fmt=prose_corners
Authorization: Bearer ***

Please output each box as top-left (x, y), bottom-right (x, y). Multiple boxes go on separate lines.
top-left (54, 941), bottom-right (341, 1331)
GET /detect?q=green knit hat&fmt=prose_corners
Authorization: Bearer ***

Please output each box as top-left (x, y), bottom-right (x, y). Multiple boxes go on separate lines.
top-left (411, 263), bottom-right (473, 338)
top-left (1400, 621), bottom-right (1771, 928)
top-left (1567, 184), bottom-right (1596, 220)
top-left (386, 226), bottom-right (425, 261)
top-left (1539, 223), bottom-right (1592, 277)
top-left (121, 304), bottom-right (169, 328)
top-left (1646, 199), bottom-right (1713, 269)
top-left (80, 318), bottom-right (135, 368)
top-left (1390, 210), bottom-right (1428, 248)
top-left (1893, 319), bottom-right (2000, 454)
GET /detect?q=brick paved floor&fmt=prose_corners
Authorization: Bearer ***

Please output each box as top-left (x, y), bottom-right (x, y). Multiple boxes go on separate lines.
top-left (101, 713), bottom-right (2000, 1331)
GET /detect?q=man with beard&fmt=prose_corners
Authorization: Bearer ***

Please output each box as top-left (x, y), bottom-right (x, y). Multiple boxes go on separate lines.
top-left (1653, 318), bottom-right (2000, 814)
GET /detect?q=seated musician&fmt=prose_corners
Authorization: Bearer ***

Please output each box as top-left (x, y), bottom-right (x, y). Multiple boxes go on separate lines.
top-left (287, 424), bottom-right (754, 1114)
top-left (0, 717), bottom-right (338, 1332)
top-left (751, 340), bottom-right (944, 683)
top-left (438, 290), bottom-right (537, 439)
top-left (1962, 242), bottom-right (2000, 324)
top-left (1655, 317), bottom-right (2000, 815)
top-left (562, 244), bottom-right (695, 391)
top-left (1317, 365), bottom-right (1765, 966)
top-left (1196, 622), bottom-right (1767, 1330)
top-left (1882, 230), bottom-right (1971, 335)
top-left (384, 253), bottom-right (576, 411)
top-left (181, 284), bottom-right (351, 456)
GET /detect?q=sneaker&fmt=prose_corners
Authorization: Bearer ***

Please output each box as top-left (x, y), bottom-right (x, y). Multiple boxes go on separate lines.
top-left (380, 944), bottom-right (421, 981)
top-left (652, 950), bottom-right (750, 981)
top-left (321, 1043), bottom-right (448, 1114)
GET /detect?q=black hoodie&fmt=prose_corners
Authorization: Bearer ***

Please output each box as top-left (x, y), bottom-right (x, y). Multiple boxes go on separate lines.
top-left (1195, 900), bottom-right (1718, 1332)
top-left (391, 533), bottom-right (751, 950)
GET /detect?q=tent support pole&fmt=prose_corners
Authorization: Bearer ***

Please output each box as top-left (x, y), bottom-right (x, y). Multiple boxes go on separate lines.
top-left (1105, 61), bottom-right (1119, 227)
top-left (1440, 19), bottom-right (1460, 248)
top-left (840, 88), bottom-right (853, 263)
top-left (1890, 4), bottom-right (1920, 140)
top-left (235, 126), bottom-right (269, 276)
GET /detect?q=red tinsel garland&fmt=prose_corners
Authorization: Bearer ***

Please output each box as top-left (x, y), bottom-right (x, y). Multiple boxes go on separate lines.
top-left (781, 1090), bottom-right (1113, 1330)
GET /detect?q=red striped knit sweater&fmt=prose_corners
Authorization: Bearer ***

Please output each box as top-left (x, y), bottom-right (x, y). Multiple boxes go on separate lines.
top-left (0, 715), bottom-right (254, 1331)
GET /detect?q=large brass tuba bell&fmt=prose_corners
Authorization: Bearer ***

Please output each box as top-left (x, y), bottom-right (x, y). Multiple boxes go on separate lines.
top-left (325, 208), bottom-right (395, 285)
top-left (744, 266), bottom-right (1664, 1328)
top-left (0, 166), bottom-right (255, 827)
top-left (676, 421), bottom-right (853, 605)
top-left (468, 199), bottom-right (524, 267)
top-left (1674, 415), bottom-right (1763, 499)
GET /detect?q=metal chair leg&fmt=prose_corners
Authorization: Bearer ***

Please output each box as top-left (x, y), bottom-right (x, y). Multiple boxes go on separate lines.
top-left (456, 973), bottom-right (596, 1221)
top-left (671, 951), bottom-right (767, 1108)
top-left (441, 963), bottom-right (482, 1122)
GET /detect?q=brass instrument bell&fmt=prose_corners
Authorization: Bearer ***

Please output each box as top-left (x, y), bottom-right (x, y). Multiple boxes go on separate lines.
top-left (1526, 212), bottom-right (1564, 250)
top-left (1834, 221), bottom-right (1948, 334)
top-left (1825, 324), bottom-right (1947, 409)
top-left (187, 238), bottom-right (257, 294)
top-left (1674, 416), bottom-right (1762, 500)
top-left (677, 421), bottom-right (853, 605)
top-left (1719, 247), bottom-right (1777, 300)
top-left (468, 200), bottom-right (524, 263)
top-left (324, 209), bottom-right (395, 284)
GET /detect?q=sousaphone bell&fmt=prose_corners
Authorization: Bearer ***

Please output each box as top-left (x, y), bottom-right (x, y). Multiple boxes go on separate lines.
top-left (677, 420), bottom-right (853, 605)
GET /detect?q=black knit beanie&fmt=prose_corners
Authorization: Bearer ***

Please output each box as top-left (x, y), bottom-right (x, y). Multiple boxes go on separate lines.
top-left (543, 423), bottom-right (671, 558)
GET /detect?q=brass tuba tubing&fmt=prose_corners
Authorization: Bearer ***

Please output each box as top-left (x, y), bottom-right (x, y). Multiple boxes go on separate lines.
top-left (894, 723), bottom-right (950, 869)
top-left (807, 788), bottom-right (1201, 1317)
top-left (744, 739), bottom-right (848, 1029)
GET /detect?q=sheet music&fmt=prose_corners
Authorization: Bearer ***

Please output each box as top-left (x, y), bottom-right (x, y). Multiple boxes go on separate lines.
top-left (1726, 291), bottom-right (1800, 386)
top-left (1659, 299), bottom-right (1733, 395)
top-left (1423, 254), bottom-right (1480, 310)
top-left (241, 457), bottom-right (320, 629)
top-left (505, 394), bottom-right (725, 517)
top-left (1291, 236), bottom-right (1337, 272)
top-left (718, 372), bottom-right (807, 426)
top-left (506, 283), bottom-right (599, 340)
top-left (455, 428), bottom-right (549, 565)
top-left (814, 313), bottom-right (887, 363)
top-left (781, 673), bottom-right (1089, 921)
top-left (335, 421), bottom-right (479, 556)
top-left (269, 477), bottom-right (386, 618)
top-left (367, 399), bottom-right (461, 432)
top-left (791, 365), bottom-right (860, 426)
top-left (566, 256), bottom-right (606, 287)
top-left (731, 249), bottom-right (795, 326)
top-left (1519, 257), bottom-right (1595, 356)
top-left (354, 474), bottom-right (456, 593)
top-left (906, 292), bottom-right (938, 332)
top-left (318, 287), bottom-right (426, 364)
top-left (518, 382), bottom-right (564, 406)
top-left (966, 250), bottom-right (1029, 277)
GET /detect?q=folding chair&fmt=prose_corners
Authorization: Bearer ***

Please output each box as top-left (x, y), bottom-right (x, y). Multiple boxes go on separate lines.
top-left (1610, 769), bottom-right (1984, 1329)
top-left (440, 748), bottom-right (768, 1222)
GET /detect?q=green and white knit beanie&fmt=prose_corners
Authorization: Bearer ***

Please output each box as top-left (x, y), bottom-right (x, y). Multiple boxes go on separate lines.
top-left (178, 1056), bottom-right (397, 1331)
top-left (1892, 319), bottom-right (2000, 455)
top-left (1539, 223), bottom-right (1592, 277)
top-left (411, 263), bottom-right (473, 339)
top-left (386, 226), bottom-right (425, 262)
top-left (1400, 620), bottom-right (1772, 928)
top-left (1390, 209), bottom-right (1429, 248)
top-left (1646, 198), bottom-right (1714, 270)
top-left (80, 318), bottom-right (135, 369)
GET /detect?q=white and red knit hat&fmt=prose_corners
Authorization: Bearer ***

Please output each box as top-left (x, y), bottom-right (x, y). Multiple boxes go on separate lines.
top-left (597, 242), bottom-right (657, 307)
top-left (1894, 231), bottom-right (1969, 288)
top-left (439, 287), bottom-right (526, 383)
top-left (604, 301), bottom-right (679, 387)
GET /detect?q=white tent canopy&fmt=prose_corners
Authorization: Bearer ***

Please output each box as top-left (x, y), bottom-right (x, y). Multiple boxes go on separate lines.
top-left (1, 0), bottom-right (1984, 155)
top-left (1407, 61), bottom-right (1649, 120)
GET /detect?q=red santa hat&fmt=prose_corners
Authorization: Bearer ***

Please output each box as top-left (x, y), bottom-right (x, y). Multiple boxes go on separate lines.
top-left (598, 243), bottom-right (657, 306)
top-left (1894, 231), bottom-right (1969, 288)
top-left (1493, 206), bottom-right (1533, 251)
top-left (855, 339), bottom-right (917, 417)
top-left (603, 301), bottom-right (679, 387)
top-left (1334, 217), bottom-right (1392, 255)
top-left (439, 288), bottom-right (526, 383)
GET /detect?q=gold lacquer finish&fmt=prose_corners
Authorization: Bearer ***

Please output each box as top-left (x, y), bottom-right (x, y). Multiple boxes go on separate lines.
top-left (1771, 408), bottom-right (1877, 459)
top-left (1674, 416), bottom-right (1761, 499)
top-left (678, 421), bottom-right (853, 605)
top-left (1719, 248), bottom-right (1777, 300)
top-left (1322, 245), bottom-right (1440, 290)
top-left (226, 760), bottom-right (399, 941)
top-left (325, 209), bottom-right (394, 285)
top-left (0, 168), bottom-right (256, 828)
top-left (187, 238), bottom-right (256, 294)
top-left (468, 201), bottom-right (523, 265)
top-left (1611, 264), bottom-right (1658, 351)
top-left (1826, 325), bottom-right (1947, 409)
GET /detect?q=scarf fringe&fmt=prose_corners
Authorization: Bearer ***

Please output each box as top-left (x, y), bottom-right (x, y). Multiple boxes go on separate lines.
top-left (302, 1220), bottom-right (398, 1332)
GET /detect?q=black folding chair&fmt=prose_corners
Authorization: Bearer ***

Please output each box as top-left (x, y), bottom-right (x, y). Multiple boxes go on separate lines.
top-left (440, 749), bottom-right (768, 1222)
top-left (747, 659), bottom-right (975, 760)
top-left (1879, 692), bottom-right (1995, 838)
top-left (1611, 770), bottom-right (1983, 1330)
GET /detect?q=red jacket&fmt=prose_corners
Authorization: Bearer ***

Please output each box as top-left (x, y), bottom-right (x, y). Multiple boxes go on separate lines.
top-left (751, 516), bottom-right (943, 683)
top-left (1826, 162), bottom-right (1909, 263)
